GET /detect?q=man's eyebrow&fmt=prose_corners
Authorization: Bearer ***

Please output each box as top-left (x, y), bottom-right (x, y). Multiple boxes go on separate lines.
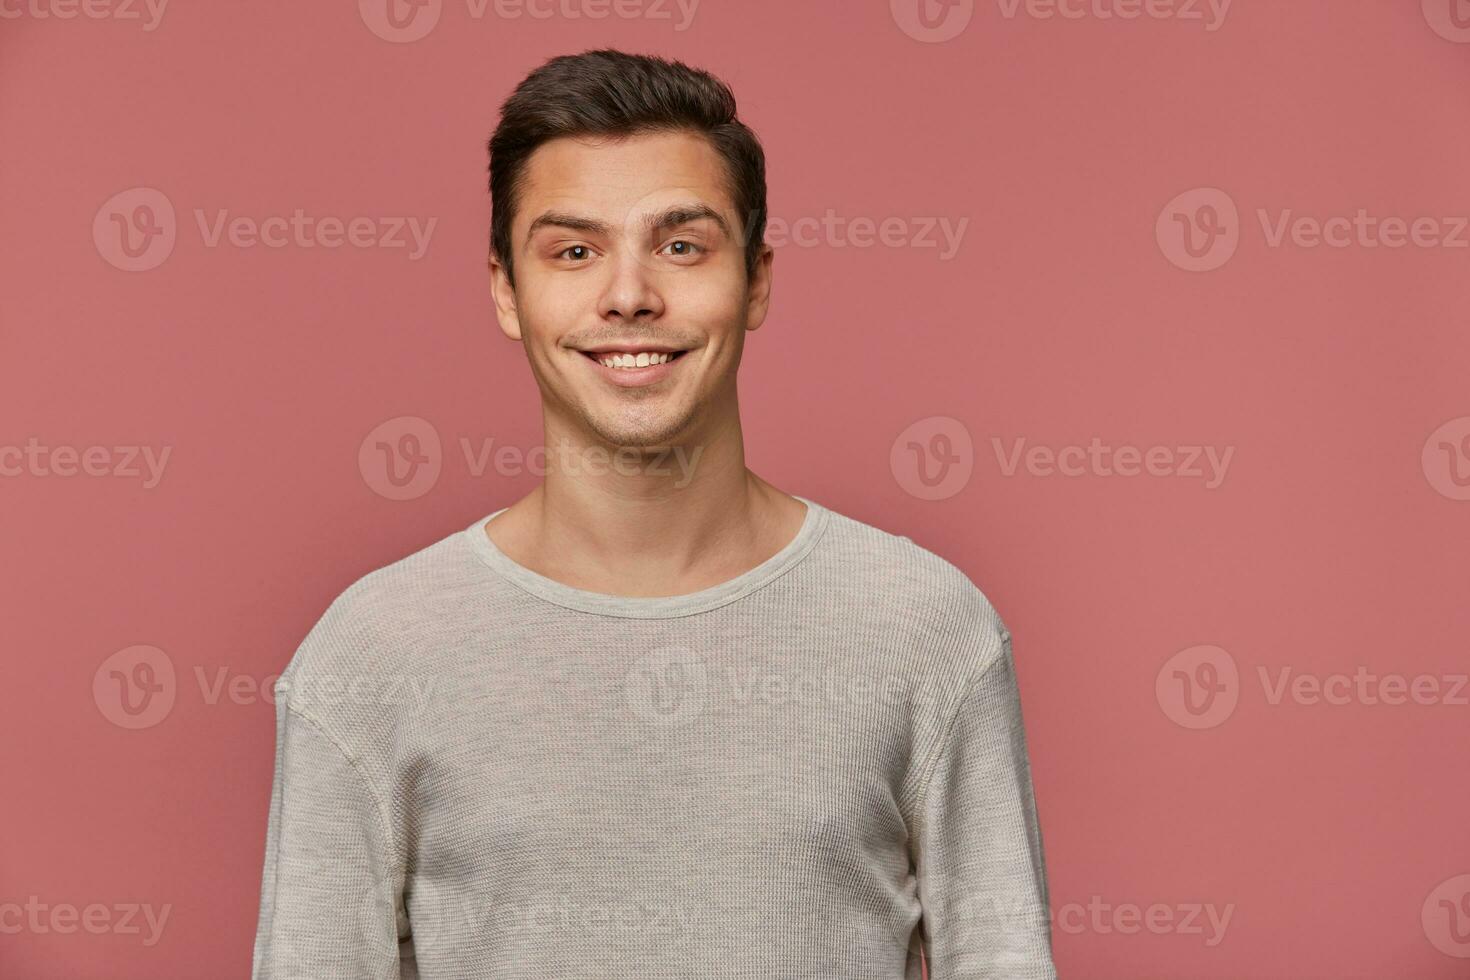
top-left (524, 203), bottom-right (732, 241)
top-left (525, 211), bottom-right (612, 238)
top-left (643, 204), bottom-right (731, 237)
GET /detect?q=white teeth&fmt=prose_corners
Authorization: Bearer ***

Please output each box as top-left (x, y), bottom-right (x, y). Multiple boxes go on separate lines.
top-left (596, 352), bottom-right (674, 369)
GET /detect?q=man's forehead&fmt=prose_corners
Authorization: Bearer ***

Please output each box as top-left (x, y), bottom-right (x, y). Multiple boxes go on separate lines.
top-left (517, 131), bottom-right (735, 222)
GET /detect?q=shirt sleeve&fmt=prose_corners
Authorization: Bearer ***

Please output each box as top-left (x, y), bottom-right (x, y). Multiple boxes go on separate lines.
top-left (252, 682), bottom-right (412, 979)
top-left (912, 630), bottom-right (1058, 979)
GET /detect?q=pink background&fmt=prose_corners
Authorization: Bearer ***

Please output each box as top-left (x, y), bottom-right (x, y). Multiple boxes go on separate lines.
top-left (4, 1), bottom-right (1469, 976)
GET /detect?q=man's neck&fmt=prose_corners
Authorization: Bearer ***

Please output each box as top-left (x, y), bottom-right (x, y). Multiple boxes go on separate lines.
top-left (482, 421), bottom-right (807, 599)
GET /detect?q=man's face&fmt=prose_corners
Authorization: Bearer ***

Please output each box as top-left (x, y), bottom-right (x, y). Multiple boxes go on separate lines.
top-left (489, 129), bottom-right (772, 450)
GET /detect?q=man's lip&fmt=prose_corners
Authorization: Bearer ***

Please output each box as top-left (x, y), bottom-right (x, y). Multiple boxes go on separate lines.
top-left (575, 343), bottom-right (688, 354)
top-left (581, 348), bottom-right (686, 387)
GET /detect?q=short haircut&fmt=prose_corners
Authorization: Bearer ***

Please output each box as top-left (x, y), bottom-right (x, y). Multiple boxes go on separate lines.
top-left (487, 48), bottom-right (767, 286)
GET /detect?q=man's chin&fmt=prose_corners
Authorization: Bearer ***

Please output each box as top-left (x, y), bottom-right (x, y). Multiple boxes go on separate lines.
top-left (584, 411), bottom-right (696, 453)
top-left (590, 429), bottom-right (688, 453)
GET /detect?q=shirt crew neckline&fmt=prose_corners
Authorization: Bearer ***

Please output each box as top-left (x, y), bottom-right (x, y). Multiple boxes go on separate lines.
top-left (462, 495), bottom-right (831, 619)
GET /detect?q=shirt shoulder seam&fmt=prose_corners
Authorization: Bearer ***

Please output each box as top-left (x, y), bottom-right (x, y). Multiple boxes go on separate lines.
top-left (905, 626), bottom-right (1013, 832)
top-left (279, 697), bottom-right (401, 869)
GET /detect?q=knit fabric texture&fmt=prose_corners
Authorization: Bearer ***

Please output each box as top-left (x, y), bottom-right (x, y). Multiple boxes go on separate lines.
top-left (251, 495), bottom-right (1058, 978)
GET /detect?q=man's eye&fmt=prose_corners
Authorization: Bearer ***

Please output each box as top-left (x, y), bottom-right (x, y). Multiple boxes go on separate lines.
top-left (660, 240), bottom-right (703, 257)
top-left (558, 245), bottom-right (593, 261)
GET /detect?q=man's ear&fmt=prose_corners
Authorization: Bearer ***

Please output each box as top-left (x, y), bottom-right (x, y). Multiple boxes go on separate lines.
top-left (744, 243), bottom-right (775, 333)
top-left (488, 253), bottom-right (523, 341)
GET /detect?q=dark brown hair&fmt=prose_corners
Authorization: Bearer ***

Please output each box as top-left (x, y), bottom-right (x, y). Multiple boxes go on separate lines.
top-left (487, 49), bottom-right (767, 287)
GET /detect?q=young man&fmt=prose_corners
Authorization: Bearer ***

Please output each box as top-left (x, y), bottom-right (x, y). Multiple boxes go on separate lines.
top-left (252, 49), bottom-right (1057, 979)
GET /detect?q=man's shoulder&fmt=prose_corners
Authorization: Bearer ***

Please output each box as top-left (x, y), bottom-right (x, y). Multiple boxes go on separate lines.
top-left (279, 518), bottom-right (486, 687)
top-left (812, 499), bottom-right (1009, 655)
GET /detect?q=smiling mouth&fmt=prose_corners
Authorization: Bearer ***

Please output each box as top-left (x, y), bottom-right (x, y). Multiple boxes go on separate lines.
top-left (580, 350), bottom-right (689, 370)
